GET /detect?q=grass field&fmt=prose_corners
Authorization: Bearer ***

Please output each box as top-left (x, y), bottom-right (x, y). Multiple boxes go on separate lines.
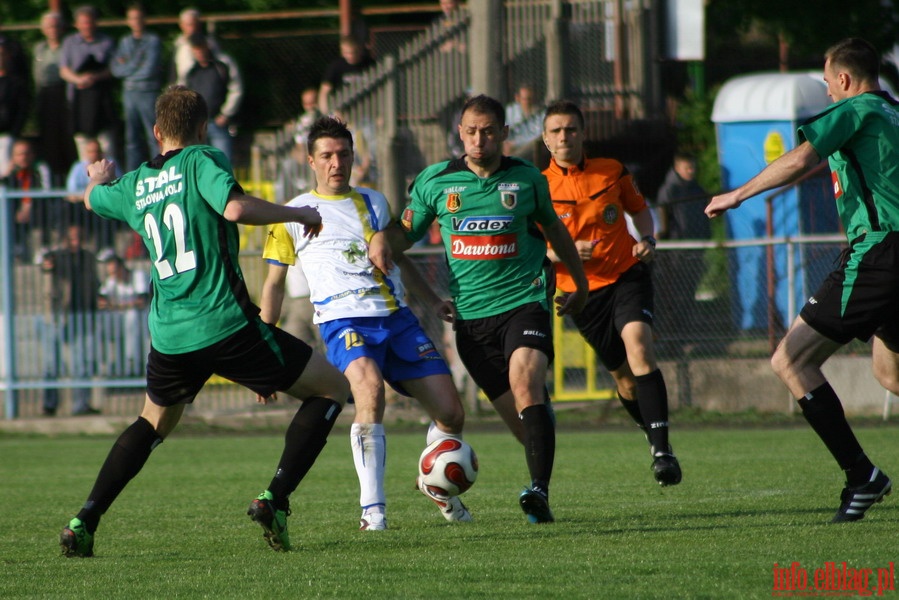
top-left (1, 424), bottom-right (897, 599)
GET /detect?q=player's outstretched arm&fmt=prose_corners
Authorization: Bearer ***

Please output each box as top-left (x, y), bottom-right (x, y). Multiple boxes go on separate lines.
top-left (223, 190), bottom-right (322, 237)
top-left (543, 219), bottom-right (589, 316)
top-left (706, 141), bottom-right (821, 218)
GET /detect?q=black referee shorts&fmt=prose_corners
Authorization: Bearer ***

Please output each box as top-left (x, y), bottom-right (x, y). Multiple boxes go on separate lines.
top-left (571, 261), bottom-right (655, 371)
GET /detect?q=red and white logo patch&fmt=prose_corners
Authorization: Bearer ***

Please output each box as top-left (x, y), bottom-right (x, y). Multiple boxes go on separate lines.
top-left (450, 233), bottom-right (517, 259)
top-left (831, 171), bottom-right (843, 199)
top-left (401, 208), bottom-right (414, 231)
top-left (446, 193), bottom-right (461, 213)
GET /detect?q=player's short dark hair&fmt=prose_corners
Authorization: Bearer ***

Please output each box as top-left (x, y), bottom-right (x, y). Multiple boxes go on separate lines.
top-left (307, 115), bottom-right (355, 155)
top-left (188, 32), bottom-right (208, 48)
top-left (825, 38), bottom-right (880, 83)
top-left (461, 95), bottom-right (506, 128)
top-left (73, 5), bottom-right (99, 20)
top-left (155, 85), bottom-right (208, 144)
top-left (543, 100), bottom-right (585, 130)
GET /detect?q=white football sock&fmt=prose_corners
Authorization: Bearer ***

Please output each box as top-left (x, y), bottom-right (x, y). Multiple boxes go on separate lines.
top-left (426, 421), bottom-right (462, 446)
top-left (351, 423), bottom-right (387, 510)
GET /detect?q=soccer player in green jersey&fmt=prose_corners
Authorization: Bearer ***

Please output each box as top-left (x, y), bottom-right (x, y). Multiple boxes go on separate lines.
top-left (706, 38), bottom-right (896, 523)
top-left (59, 85), bottom-right (350, 557)
top-left (370, 95), bottom-right (588, 524)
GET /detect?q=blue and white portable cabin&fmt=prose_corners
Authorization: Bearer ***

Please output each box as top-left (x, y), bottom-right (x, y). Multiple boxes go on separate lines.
top-left (711, 72), bottom-right (838, 332)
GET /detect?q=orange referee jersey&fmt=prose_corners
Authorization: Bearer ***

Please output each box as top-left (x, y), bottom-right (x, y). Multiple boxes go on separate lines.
top-left (543, 156), bottom-right (648, 293)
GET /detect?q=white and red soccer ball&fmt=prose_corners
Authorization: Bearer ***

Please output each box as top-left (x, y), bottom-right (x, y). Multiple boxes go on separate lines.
top-left (418, 438), bottom-right (478, 497)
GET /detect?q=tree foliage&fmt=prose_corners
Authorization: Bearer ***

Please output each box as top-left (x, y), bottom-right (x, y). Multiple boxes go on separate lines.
top-left (707, 0), bottom-right (899, 64)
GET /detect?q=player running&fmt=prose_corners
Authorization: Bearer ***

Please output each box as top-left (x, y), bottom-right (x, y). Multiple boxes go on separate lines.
top-left (706, 38), bottom-right (894, 522)
top-left (541, 99), bottom-right (681, 486)
top-left (259, 116), bottom-right (471, 530)
top-left (59, 85), bottom-right (349, 557)
top-left (370, 94), bottom-right (588, 524)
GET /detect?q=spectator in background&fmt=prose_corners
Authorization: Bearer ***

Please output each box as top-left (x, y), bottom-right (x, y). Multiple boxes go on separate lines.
top-left (111, 4), bottom-right (162, 171)
top-left (98, 252), bottom-right (149, 378)
top-left (0, 19), bottom-right (31, 84)
top-left (348, 3), bottom-right (374, 60)
top-left (32, 11), bottom-right (77, 182)
top-left (317, 36), bottom-right (375, 114)
top-left (59, 5), bottom-right (118, 163)
top-left (6, 139), bottom-right (55, 262)
top-left (185, 33), bottom-right (242, 162)
top-left (286, 87), bottom-right (324, 193)
top-left (65, 137), bottom-right (121, 253)
top-left (66, 137), bottom-right (123, 197)
top-left (654, 152), bottom-right (711, 344)
top-left (293, 87), bottom-right (323, 150)
top-left (656, 153), bottom-right (711, 241)
top-left (504, 83), bottom-right (544, 157)
top-left (436, 0), bottom-right (466, 54)
top-left (40, 223), bottom-right (102, 416)
top-left (0, 43), bottom-right (30, 178)
top-left (171, 7), bottom-right (217, 86)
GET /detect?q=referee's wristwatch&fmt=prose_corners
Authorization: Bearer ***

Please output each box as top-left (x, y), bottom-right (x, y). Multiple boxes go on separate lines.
top-left (641, 235), bottom-right (657, 249)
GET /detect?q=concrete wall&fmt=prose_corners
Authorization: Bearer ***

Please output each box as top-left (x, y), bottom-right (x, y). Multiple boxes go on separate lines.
top-left (660, 354), bottom-right (890, 417)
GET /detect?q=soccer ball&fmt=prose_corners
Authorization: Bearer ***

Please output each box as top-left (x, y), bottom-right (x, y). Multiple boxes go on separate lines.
top-left (418, 438), bottom-right (478, 497)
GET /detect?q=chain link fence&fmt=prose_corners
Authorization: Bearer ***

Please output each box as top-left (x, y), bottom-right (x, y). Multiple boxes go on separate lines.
top-left (1, 186), bottom-right (869, 420)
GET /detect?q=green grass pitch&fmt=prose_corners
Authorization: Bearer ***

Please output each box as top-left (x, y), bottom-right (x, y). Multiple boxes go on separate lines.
top-left (1, 425), bottom-right (896, 598)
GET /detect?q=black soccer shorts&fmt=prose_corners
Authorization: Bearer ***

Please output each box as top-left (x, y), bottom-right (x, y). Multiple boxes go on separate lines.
top-left (146, 319), bottom-right (314, 406)
top-left (800, 232), bottom-right (899, 350)
top-left (454, 301), bottom-right (554, 401)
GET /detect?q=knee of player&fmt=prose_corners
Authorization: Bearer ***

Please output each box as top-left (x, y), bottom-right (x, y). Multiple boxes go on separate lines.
top-left (769, 347), bottom-right (796, 382)
top-left (616, 379), bottom-right (637, 400)
top-left (873, 363), bottom-right (899, 395)
top-left (321, 371), bottom-right (352, 406)
top-left (508, 377), bottom-right (546, 403)
top-left (435, 402), bottom-right (465, 434)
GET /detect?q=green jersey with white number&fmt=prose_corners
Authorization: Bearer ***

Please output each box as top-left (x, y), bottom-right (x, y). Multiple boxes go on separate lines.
top-left (402, 156), bottom-right (559, 319)
top-left (90, 146), bottom-right (253, 354)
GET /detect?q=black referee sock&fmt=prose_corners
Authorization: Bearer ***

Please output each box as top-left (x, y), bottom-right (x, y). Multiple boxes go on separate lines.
top-left (77, 416), bottom-right (163, 533)
top-left (634, 369), bottom-right (670, 453)
top-left (618, 391), bottom-right (647, 433)
top-left (267, 396), bottom-right (342, 509)
top-left (798, 382), bottom-right (873, 485)
top-left (520, 404), bottom-right (555, 494)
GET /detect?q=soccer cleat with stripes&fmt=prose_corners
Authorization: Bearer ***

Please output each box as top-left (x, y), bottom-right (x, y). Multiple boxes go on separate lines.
top-left (247, 490), bottom-right (292, 551)
top-left (519, 487), bottom-right (554, 524)
top-left (415, 476), bottom-right (472, 522)
top-left (60, 517), bottom-right (94, 558)
top-left (831, 467), bottom-right (892, 523)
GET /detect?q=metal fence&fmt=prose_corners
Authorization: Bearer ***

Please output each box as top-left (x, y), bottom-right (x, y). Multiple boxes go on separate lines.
top-left (1, 184), bottom-right (860, 420)
top-left (258, 0), bottom-right (661, 209)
